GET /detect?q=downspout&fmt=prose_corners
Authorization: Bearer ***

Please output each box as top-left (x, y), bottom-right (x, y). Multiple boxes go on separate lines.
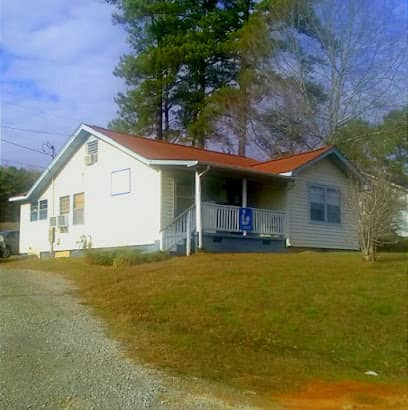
top-left (49, 175), bottom-right (56, 255)
top-left (285, 179), bottom-right (295, 247)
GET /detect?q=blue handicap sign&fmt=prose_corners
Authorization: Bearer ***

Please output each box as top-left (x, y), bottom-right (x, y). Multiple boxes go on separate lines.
top-left (239, 207), bottom-right (253, 231)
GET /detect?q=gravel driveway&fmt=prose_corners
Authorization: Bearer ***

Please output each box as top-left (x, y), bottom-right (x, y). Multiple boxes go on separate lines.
top-left (0, 268), bottom-right (259, 410)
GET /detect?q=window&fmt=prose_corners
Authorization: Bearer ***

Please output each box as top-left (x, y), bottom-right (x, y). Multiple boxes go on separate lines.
top-left (30, 200), bottom-right (48, 221)
top-left (58, 196), bottom-right (70, 232)
top-left (30, 202), bottom-right (39, 222)
top-left (73, 193), bottom-right (84, 225)
top-left (39, 200), bottom-right (48, 220)
top-left (111, 168), bottom-right (131, 195)
top-left (60, 196), bottom-right (70, 215)
top-left (309, 185), bottom-right (341, 224)
top-left (309, 186), bottom-right (325, 222)
top-left (326, 188), bottom-right (341, 223)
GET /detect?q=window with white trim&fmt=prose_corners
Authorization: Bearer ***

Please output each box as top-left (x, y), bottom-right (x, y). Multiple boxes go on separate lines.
top-left (73, 193), bottom-right (84, 225)
top-left (309, 185), bottom-right (341, 223)
top-left (58, 195), bottom-right (70, 232)
top-left (39, 200), bottom-right (48, 220)
top-left (30, 202), bottom-right (39, 222)
top-left (111, 168), bottom-right (131, 195)
top-left (59, 196), bottom-right (70, 215)
top-left (30, 200), bottom-right (48, 222)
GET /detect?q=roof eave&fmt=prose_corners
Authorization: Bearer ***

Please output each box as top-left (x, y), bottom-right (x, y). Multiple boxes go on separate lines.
top-left (292, 147), bottom-right (364, 180)
top-left (9, 195), bottom-right (28, 203)
top-left (195, 161), bottom-right (295, 181)
top-left (9, 123), bottom-right (89, 203)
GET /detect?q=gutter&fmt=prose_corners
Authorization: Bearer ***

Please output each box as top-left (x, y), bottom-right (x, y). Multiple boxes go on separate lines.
top-left (193, 161), bottom-right (295, 181)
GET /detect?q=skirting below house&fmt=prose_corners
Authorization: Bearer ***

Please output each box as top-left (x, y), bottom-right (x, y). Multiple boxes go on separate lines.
top-left (202, 232), bottom-right (286, 253)
top-left (39, 241), bottom-right (161, 259)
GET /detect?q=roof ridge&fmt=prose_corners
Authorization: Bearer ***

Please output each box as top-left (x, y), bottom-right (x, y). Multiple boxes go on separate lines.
top-left (89, 125), bottom-right (258, 163)
top-left (252, 145), bottom-right (333, 167)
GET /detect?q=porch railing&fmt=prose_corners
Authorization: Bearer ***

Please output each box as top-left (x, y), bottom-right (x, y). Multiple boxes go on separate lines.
top-left (162, 203), bottom-right (286, 253)
top-left (162, 205), bottom-right (196, 252)
top-left (202, 202), bottom-right (285, 235)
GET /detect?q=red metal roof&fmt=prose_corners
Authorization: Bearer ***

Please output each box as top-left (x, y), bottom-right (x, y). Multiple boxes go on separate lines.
top-left (90, 125), bottom-right (333, 174)
top-left (89, 125), bottom-right (258, 168)
top-left (252, 146), bottom-right (334, 174)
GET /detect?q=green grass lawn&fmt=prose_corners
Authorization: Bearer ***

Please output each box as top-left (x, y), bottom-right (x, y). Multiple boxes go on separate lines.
top-left (4, 252), bottom-right (407, 395)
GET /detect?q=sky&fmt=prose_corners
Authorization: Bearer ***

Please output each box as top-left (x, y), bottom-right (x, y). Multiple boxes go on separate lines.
top-left (0, 0), bottom-right (407, 170)
top-left (0, 0), bottom-right (128, 170)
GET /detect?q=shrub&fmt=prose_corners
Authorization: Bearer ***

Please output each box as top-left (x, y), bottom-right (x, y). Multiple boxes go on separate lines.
top-left (379, 237), bottom-right (408, 253)
top-left (85, 248), bottom-right (170, 267)
top-left (85, 249), bottom-right (117, 266)
top-left (112, 249), bottom-right (144, 268)
top-left (142, 251), bottom-right (171, 263)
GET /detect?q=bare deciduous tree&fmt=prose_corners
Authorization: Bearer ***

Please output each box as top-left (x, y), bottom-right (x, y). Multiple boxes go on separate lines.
top-left (255, 0), bottom-right (407, 156)
top-left (349, 173), bottom-right (404, 262)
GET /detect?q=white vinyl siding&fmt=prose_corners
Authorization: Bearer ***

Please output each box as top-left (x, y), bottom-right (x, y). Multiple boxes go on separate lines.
top-left (287, 158), bottom-right (359, 250)
top-left (160, 171), bottom-right (175, 230)
top-left (18, 135), bottom-right (161, 255)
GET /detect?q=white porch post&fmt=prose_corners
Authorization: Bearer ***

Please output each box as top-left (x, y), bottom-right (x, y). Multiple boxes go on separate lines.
top-left (195, 170), bottom-right (203, 249)
top-left (242, 178), bottom-right (247, 208)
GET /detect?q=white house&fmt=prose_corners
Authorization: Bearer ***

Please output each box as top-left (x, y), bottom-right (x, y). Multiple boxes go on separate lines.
top-left (10, 124), bottom-right (362, 257)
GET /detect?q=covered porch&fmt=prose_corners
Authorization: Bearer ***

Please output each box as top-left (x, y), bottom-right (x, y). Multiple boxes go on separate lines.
top-left (160, 166), bottom-right (291, 254)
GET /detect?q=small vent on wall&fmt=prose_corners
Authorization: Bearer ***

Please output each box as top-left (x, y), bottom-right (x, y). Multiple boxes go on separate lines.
top-left (85, 140), bottom-right (98, 166)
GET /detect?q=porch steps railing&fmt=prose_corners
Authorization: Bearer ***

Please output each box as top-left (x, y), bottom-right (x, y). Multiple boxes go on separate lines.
top-left (162, 205), bottom-right (196, 253)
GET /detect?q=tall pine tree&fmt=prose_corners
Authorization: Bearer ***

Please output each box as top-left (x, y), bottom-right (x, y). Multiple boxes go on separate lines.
top-left (108, 1), bottom-right (184, 140)
top-left (107, 0), bottom-right (309, 152)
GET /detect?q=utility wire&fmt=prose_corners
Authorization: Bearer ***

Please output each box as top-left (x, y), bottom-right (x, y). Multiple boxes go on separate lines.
top-left (1, 125), bottom-right (69, 137)
top-left (1, 139), bottom-right (51, 156)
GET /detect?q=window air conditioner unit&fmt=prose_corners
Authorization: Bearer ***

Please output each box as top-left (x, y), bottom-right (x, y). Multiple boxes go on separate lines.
top-left (49, 216), bottom-right (57, 227)
top-left (57, 215), bottom-right (69, 227)
top-left (84, 153), bottom-right (98, 166)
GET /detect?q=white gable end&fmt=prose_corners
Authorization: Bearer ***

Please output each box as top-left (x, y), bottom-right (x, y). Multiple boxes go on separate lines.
top-left (19, 134), bottom-right (161, 255)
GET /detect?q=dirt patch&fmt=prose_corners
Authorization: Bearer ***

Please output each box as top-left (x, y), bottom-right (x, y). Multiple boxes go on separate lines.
top-left (275, 380), bottom-right (408, 409)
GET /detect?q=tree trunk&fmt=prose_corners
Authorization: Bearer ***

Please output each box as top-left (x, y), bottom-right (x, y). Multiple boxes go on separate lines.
top-left (195, 61), bottom-right (207, 148)
top-left (237, 1), bottom-right (251, 157)
top-left (238, 132), bottom-right (246, 156)
top-left (164, 87), bottom-right (170, 141)
top-left (156, 93), bottom-right (163, 140)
